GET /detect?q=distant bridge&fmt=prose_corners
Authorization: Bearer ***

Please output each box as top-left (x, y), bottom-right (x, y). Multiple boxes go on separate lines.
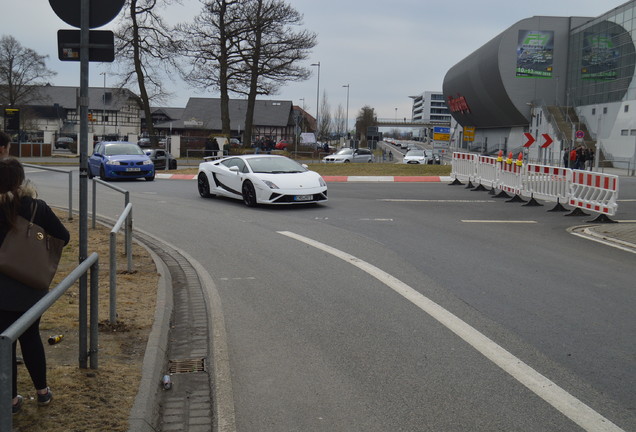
top-left (375, 118), bottom-right (451, 128)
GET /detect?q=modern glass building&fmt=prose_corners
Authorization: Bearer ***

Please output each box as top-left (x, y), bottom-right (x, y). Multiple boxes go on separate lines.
top-left (443, 0), bottom-right (636, 165)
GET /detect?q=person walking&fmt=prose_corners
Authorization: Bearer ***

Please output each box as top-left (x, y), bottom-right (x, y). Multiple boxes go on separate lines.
top-left (0, 158), bottom-right (70, 414)
top-left (0, 131), bottom-right (11, 159)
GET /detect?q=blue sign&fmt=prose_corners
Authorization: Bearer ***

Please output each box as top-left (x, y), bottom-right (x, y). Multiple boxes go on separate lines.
top-left (434, 127), bottom-right (450, 134)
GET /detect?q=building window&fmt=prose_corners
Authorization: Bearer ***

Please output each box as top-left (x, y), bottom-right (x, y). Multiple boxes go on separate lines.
top-left (592, 108), bottom-right (596, 115)
top-left (625, 105), bottom-right (629, 113)
top-left (631, 130), bottom-right (636, 136)
top-left (603, 107), bottom-right (608, 114)
top-left (621, 130), bottom-right (629, 136)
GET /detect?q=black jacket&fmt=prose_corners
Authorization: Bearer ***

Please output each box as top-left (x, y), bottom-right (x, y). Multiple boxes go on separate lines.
top-left (0, 196), bottom-right (70, 311)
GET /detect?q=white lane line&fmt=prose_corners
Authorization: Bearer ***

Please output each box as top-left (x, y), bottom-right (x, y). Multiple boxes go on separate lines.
top-left (380, 199), bottom-right (495, 203)
top-left (277, 230), bottom-right (625, 432)
top-left (462, 220), bottom-right (538, 224)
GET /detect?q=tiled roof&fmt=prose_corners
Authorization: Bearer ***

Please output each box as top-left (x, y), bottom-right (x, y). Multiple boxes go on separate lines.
top-left (27, 85), bottom-right (139, 110)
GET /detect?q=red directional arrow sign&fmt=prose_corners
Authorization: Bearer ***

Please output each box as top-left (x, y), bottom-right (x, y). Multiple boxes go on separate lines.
top-left (523, 132), bottom-right (535, 147)
top-left (540, 133), bottom-right (553, 148)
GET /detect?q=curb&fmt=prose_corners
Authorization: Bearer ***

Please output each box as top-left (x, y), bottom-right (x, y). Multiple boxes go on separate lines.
top-left (156, 173), bottom-right (453, 183)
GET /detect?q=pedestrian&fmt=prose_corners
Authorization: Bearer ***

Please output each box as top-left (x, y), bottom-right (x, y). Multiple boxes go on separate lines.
top-left (562, 148), bottom-right (569, 168)
top-left (578, 146), bottom-right (587, 170)
top-left (0, 131), bottom-right (11, 159)
top-left (0, 157), bottom-right (70, 414)
top-left (388, 150), bottom-right (393, 161)
top-left (587, 148), bottom-right (595, 170)
top-left (569, 147), bottom-right (578, 169)
top-left (204, 136), bottom-right (219, 158)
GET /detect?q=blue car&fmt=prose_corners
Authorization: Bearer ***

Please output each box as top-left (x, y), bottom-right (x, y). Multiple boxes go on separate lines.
top-left (88, 141), bottom-right (155, 181)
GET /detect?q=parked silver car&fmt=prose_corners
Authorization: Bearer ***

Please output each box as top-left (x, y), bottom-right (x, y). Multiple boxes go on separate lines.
top-left (322, 147), bottom-right (374, 163)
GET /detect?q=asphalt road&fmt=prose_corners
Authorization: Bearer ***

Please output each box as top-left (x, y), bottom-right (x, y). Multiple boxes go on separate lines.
top-left (28, 168), bottom-right (636, 432)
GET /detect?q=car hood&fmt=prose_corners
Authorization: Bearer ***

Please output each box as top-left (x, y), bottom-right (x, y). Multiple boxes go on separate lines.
top-left (254, 171), bottom-right (324, 188)
top-left (323, 154), bottom-right (349, 160)
top-left (105, 154), bottom-right (151, 162)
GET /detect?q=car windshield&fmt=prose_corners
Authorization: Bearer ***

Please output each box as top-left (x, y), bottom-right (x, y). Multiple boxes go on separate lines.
top-left (335, 148), bottom-right (354, 155)
top-left (247, 156), bottom-right (307, 174)
top-left (103, 144), bottom-right (145, 156)
top-left (406, 150), bottom-right (425, 157)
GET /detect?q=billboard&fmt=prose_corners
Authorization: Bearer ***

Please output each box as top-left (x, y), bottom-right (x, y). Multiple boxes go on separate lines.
top-left (516, 30), bottom-right (554, 78)
top-left (581, 33), bottom-right (619, 81)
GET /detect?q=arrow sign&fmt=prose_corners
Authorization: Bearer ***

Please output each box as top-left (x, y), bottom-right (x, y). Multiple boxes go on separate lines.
top-left (523, 132), bottom-right (535, 147)
top-left (540, 134), bottom-right (553, 148)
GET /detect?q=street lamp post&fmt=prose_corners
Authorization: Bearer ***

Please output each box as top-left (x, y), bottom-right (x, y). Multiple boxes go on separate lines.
top-left (342, 84), bottom-right (349, 140)
top-left (100, 72), bottom-right (106, 139)
top-left (311, 62), bottom-right (320, 140)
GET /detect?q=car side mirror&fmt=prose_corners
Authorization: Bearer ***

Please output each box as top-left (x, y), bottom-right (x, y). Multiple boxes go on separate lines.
top-left (229, 166), bottom-right (240, 173)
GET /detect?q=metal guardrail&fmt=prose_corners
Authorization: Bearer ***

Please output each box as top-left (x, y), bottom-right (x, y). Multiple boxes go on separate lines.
top-left (0, 253), bottom-right (100, 431)
top-left (91, 178), bottom-right (129, 229)
top-left (22, 163), bottom-right (73, 221)
top-left (109, 203), bottom-right (133, 324)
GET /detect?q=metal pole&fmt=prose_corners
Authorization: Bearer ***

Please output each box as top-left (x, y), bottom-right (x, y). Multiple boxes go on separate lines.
top-left (311, 62), bottom-right (320, 139)
top-left (68, 170), bottom-right (73, 221)
top-left (126, 206), bottom-right (133, 272)
top-left (78, 0), bottom-right (90, 369)
top-left (631, 134), bottom-right (636, 176)
top-left (0, 336), bottom-right (11, 431)
top-left (343, 84), bottom-right (349, 140)
top-left (92, 179), bottom-right (96, 229)
top-left (90, 259), bottom-right (99, 369)
top-left (109, 230), bottom-right (117, 324)
top-left (101, 72), bottom-right (106, 139)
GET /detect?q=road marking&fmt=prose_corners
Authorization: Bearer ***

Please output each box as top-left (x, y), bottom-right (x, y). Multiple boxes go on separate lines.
top-left (380, 199), bottom-right (495, 203)
top-left (462, 220), bottom-right (538, 224)
top-left (277, 230), bottom-right (625, 432)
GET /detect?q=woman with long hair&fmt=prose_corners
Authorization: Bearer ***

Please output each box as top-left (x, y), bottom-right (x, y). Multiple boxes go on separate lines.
top-left (0, 157), bottom-right (70, 414)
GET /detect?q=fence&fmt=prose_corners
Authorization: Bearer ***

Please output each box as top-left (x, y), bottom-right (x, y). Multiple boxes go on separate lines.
top-left (451, 151), bottom-right (620, 221)
top-left (109, 203), bottom-right (133, 324)
top-left (0, 253), bottom-right (100, 431)
top-left (23, 164), bottom-right (73, 221)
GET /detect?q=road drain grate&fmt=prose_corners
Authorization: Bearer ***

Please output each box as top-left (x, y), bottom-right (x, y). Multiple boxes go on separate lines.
top-left (168, 358), bottom-right (206, 374)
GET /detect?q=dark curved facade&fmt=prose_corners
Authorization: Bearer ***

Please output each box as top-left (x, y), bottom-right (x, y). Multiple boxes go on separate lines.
top-left (443, 16), bottom-right (589, 129)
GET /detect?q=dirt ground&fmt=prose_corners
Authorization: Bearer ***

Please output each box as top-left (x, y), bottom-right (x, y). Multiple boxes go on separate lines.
top-left (11, 209), bottom-right (158, 432)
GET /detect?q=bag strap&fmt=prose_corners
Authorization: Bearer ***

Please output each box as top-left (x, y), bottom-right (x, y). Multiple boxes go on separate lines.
top-left (29, 201), bottom-right (38, 224)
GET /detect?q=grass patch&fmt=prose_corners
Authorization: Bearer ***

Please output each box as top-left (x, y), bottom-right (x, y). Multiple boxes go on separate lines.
top-left (173, 163), bottom-right (451, 177)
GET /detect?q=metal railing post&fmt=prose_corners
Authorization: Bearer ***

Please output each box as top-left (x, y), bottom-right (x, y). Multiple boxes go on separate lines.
top-left (90, 259), bottom-right (99, 369)
top-left (109, 229), bottom-right (117, 325)
top-left (127, 206), bottom-right (133, 272)
top-left (68, 170), bottom-right (73, 221)
top-left (92, 179), bottom-right (97, 229)
top-left (0, 336), bottom-right (11, 432)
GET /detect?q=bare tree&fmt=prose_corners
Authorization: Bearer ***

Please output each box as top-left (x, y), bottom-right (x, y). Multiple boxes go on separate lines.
top-left (355, 105), bottom-right (377, 145)
top-left (318, 90), bottom-right (331, 141)
top-left (114, 0), bottom-right (179, 141)
top-left (333, 103), bottom-right (345, 139)
top-left (235, 0), bottom-right (317, 146)
top-left (176, 0), bottom-right (244, 137)
top-left (0, 35), bottom-right (56, 107)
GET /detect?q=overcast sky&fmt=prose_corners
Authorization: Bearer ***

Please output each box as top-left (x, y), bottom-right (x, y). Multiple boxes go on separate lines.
top-left (3, 0), bottom-right (628, 121)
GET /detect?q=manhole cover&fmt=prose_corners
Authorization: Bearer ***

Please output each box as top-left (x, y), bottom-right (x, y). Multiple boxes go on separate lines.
top-left (168, 358), bottom-right (206, 374)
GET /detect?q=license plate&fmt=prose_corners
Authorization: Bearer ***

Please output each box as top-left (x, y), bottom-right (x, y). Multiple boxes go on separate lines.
top-left (126, 167), bottom-right (141, 172)
top-left (294, 195), bottom-right (313, 201)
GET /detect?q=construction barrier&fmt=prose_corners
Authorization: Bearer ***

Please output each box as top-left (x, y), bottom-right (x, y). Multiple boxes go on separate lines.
top-left (450, 153), bottom-right (621, 219)
top-left (450, 152), bottom-right (477, 182)
top-left (524, 164), bottom-right (570, 203)
top-left (475, 156), bottom-right (499, 188)
top-left (569, 170), bottom-right (619, 216)
top-left (497, 161), bottom-right (524, 197)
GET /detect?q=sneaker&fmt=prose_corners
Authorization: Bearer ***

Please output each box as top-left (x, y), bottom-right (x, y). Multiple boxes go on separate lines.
top-left (37, 387), bottom-right (53, 406)
top-left (12, 395), bottom-right (23, 414)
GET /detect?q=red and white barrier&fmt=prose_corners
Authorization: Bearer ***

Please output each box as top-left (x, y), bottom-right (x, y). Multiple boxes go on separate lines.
top-left (569, 171), bottom-right (619, 216)
top-left (451, 152), bottom-right (476, 182)
top-left (475, 156), bottom-right (498, 188)
top-left (497, 162), bottom-right (524, 196)
top-left (524, 164), bottom-right (570, 202)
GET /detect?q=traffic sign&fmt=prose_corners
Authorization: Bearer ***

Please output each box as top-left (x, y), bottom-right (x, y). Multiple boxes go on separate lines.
top-left (575, 130), bottom-right (585, 139)
top-left (49, 0), bottom-right (126, 29)
top-left (57, 30), bottom-right (115, 62)
top-left (523, 132), bottom-right (535, 147)
top-left (540, 134), bottom-right (553, 148)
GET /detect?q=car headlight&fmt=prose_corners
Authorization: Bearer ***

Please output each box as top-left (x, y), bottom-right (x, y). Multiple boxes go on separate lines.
top-left (106, 160), bottom-right (120, 165)
top-left (142, 160), bottom-right (153, 165)
top-left (319, 177), bottom-right (327, 187)
top-left (262, 180), bottom-right (279, 189)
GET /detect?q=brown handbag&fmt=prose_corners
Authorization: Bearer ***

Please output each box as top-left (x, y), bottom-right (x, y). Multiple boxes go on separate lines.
top-left (0, 202), bottom-right (65, 290)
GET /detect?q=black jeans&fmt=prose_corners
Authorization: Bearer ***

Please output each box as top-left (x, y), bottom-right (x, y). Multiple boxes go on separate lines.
top-left (0, 311), bottom-right (47, 398)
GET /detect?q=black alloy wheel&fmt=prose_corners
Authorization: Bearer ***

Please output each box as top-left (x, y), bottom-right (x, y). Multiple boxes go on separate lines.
top-left (198, 173), bottom-right (212, 197)
top-left (242, 181), bottom-right (257, 207)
